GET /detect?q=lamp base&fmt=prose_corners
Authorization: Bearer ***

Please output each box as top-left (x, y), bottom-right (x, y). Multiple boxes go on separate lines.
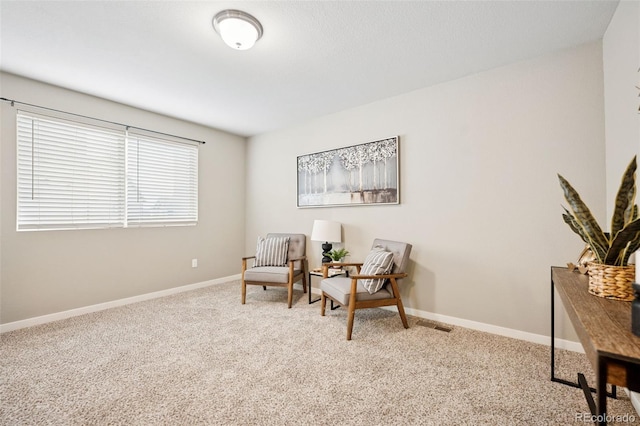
top-left (322, 242), bottom-right (332, 263)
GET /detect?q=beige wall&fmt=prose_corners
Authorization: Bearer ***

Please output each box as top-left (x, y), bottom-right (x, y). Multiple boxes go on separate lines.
top-left (0, 73), bottom-right (247, 324)
top-left (246, 42), bottom-right (606, 338)
top-left (0, 39), bottom-right (616, 340)
top-left (604, 0), bottom-right (640, 218)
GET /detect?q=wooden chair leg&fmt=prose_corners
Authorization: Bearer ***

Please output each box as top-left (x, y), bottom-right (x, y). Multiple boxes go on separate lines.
top-left (397, 298), bottom-right (409, 329)
top-left (242, 280), bottom-right (246, 304)
top-left (287, 282), bottom-right (293, 309)
top-left (346, 303), bottom-right (356, 340)
top-left (389, 278), bottom-right (409, 329)
top-left (262, 286), bottom-right (266, 291)
top-left (321, 293), bottom-right (326, 316)
top-left (346, 278), bottom-right (358, 340)
top-left (302, 272), bottom-right (307, 294)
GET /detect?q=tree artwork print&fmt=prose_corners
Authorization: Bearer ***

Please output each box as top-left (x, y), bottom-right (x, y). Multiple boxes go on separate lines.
top-left (297, 137), bottom-right (399, 207)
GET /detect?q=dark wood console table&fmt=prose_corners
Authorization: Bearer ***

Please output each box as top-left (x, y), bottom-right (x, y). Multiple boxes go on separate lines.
top-left (551, 266), bottom-right (640, 424)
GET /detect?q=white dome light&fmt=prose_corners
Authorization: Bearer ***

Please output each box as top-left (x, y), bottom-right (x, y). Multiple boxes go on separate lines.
top-left (213, 10), bottom-right (263, 51)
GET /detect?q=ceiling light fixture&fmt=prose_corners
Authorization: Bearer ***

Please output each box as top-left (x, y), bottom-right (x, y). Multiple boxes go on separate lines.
top-left (212, 9), bottom-right (263, 51)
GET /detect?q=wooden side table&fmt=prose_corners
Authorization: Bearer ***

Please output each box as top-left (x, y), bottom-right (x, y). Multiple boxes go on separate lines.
top-left (308, 268), bottom-right (348, 305)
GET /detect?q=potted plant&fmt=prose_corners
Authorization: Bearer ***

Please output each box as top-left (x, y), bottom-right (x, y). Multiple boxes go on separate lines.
top-left (327, 248), bottom-right (350, 269)
top-left (558, 156), bottom-right (640, 300)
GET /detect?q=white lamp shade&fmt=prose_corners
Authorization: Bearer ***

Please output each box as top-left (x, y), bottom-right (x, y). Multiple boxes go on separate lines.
top-left (311, 220), bottom-right (342, 243)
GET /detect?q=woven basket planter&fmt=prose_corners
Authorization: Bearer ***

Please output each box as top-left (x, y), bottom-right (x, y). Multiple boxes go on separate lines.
top-left (586, 262), bottom-right (635, 301)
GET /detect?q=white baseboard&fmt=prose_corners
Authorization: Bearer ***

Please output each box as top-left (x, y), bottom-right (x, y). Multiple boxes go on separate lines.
top-left (307, 287), bottom-right (584, 352)
top-left (400, 306), bottom-right (583, 352)
top-left (0, 274), bottom-right (241, 333)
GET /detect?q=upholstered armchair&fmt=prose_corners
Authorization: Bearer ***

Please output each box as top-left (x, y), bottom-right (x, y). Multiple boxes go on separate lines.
top-left (320, 239), bottom-right (412, 340)
top-left (241, 233), bottom-right (307, 308)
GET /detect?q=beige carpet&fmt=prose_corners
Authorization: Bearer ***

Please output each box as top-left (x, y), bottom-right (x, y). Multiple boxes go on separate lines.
top-left (1, 281), bottom-right (638, 425)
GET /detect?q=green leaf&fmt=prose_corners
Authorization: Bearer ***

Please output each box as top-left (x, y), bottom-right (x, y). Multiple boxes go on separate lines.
top-left (562, 210), bottom-right (582, 236)
top-left (631, 204), bottom-right (639, 222)
top-left (606, 216), bottom-right (640, 265)
top-left (611, 156), bottom-right (637, 235)
top-left (558, 174), bottom-right (609, 258)
top-left (622, 231), bottom-right (640, 265)
top-left (562, 210), bottom-right (606, 262)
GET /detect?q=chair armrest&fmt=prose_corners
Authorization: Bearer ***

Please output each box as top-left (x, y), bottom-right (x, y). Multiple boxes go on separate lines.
top-left (241, 256), bottom-right (256, 273)
top-left (288, 256), bottom-right (307, 273)
top-left (347, 273), bottom-right (408, 299)
top-left (349, 272), bottom-right (408, 280)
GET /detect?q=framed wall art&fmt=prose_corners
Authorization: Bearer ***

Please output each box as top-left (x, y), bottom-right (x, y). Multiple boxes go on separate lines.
top-left (297, 136), bottom-right (399, 208)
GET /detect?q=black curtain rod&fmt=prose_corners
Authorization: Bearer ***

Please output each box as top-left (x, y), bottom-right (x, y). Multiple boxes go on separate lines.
top-left (0, 97), bottom-right (206, 145)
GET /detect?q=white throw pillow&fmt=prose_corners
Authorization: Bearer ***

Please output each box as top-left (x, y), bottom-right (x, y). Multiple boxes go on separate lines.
top-left (360, 247), bottom-right (394, 294)
top-left (254, 236), bottom-right (290, 267)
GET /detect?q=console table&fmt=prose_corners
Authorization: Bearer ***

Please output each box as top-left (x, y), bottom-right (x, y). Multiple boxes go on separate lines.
top-left (551, 266), bottom-right (640, 424)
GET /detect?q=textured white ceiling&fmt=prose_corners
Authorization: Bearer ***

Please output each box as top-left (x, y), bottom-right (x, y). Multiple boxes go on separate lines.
top-left (0, 1), bottom-right (619, 137)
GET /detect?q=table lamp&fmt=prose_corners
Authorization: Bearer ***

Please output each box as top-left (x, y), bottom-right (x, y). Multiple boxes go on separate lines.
top-left (311, 220), bottom-right (342, 263)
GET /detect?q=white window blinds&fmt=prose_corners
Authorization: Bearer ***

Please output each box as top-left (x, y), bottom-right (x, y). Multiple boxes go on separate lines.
top-left (17, 112), bottom-right (125, 230)
top-left (126, 133), bottom-right (198, 226)
top-left (16, 111), bottom-right (199, 231)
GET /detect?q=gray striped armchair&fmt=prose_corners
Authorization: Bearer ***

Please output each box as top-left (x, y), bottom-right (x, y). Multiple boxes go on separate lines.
top-left (241, 233), bottom-right (307, 308)
top-left (320, 239), bottom-right (412, 340)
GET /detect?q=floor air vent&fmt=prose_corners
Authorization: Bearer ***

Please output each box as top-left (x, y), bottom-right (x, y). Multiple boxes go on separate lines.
top-left (416, 320), bottom-right (452, 333)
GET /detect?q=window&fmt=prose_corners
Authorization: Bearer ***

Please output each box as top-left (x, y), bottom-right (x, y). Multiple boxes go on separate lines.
top-left (126, 132), bottom-right (198, 226)
top-left (17, 113), bottom-right (126, 230)
top-left (17, 111), bottom-right (198, 231)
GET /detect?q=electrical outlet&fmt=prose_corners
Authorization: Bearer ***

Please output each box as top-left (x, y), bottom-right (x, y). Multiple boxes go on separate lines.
top-left (191, 259), bottom-right (198, 268)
